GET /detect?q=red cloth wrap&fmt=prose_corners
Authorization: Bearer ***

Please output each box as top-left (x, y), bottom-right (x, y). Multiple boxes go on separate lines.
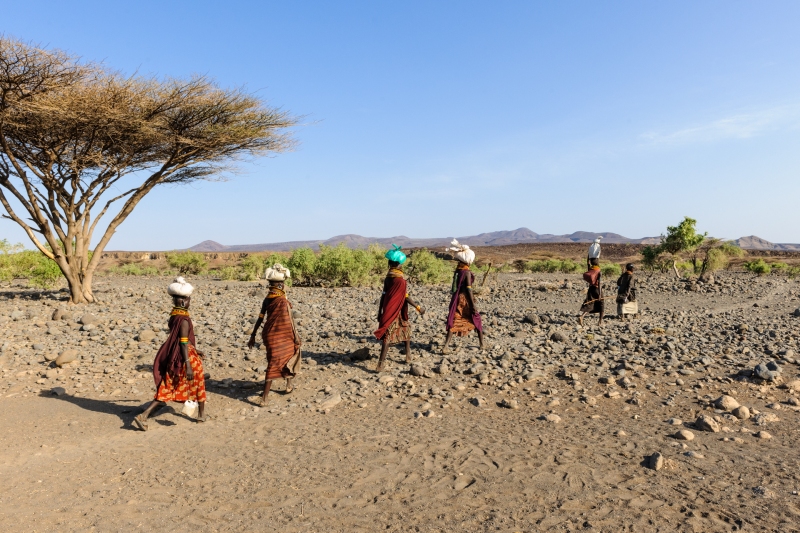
top-left (152, 314), bottom-right (196, 388)
top-left (374, 274), bottom-right (408, 340)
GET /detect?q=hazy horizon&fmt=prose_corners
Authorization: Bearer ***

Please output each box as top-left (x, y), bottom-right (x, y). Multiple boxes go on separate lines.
top-left (2, 1), bottom-right (800, 250)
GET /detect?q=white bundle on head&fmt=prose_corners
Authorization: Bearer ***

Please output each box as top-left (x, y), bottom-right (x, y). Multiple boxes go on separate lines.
top-left (588, 236), bottom-right (602, 259)
top-left (265, 263), bottom-right (291, 282)
top-left (448, 239), bottom-right (476, 265)
top-left (168, 276), bottom-right (194, 297)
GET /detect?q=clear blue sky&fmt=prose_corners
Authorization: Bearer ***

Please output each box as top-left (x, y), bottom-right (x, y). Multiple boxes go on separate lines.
top-left (2, 1), bottom-right (800, 249)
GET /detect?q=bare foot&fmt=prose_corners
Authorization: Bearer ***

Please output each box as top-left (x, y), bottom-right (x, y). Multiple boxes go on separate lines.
top-left (375, 363), bottom-right (384, 372)
top-left (196, 414), bottom-right (206, 423)
top-left (133, 415), bottom-right (148, 432)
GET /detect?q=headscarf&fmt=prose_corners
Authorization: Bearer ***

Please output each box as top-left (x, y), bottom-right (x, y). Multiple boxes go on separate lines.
top-left (447, 239), bottom-right (475, 265)
top-left (625, 263), bottom-right (635, 272)
top-left (385, 244), bottom-right (407, 265)
top-left (167, 276), bottom-right (194, 297)
top-left (265, 263), bottom-right (291, 281)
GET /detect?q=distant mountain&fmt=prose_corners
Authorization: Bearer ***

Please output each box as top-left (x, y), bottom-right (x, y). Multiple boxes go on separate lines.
top-left (187, 228), bottom-right (663, 252)
top-left (734, 236), bottom-right (800, 252)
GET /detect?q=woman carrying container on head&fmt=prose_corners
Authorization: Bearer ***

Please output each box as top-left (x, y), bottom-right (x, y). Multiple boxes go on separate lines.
top-left (374, 245), bottom-right (425, 372)
top-left (442, 240), bottom-right (484, 354)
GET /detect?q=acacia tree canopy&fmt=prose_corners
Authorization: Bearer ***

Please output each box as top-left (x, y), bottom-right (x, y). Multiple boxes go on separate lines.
top-left (0, 37), bottom-right (296, 303)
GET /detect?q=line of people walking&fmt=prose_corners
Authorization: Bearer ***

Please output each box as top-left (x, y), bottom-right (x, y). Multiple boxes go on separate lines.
top-left (133, 238), bottom-right (637, 430)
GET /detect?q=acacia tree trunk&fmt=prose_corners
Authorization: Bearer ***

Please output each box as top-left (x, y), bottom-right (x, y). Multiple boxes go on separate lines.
top-left (672, 259), bottom-right (680, 279)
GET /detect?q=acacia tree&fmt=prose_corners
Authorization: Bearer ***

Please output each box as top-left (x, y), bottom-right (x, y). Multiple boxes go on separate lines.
top-left (656, 216), bottom-right (706, 278)
top-left (0, 37), bottom-right (296, 303)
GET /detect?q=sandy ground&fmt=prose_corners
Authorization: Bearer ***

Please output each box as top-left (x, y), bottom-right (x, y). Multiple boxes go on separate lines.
top-left (1, 272), bottom-right (800, 532)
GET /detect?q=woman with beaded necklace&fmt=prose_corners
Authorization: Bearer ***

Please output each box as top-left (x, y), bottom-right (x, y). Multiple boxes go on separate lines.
top-left (134, 277), bottom-right (206, 430)
top-left (248, 264), bottom-right (301, 405)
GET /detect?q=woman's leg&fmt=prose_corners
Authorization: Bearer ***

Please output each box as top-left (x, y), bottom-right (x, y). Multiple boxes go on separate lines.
top-left (442, 331), bottom-right (453, 354)
top-left (285, 377), bottom-right (294, 393)
top-left (197, 401), bottom-right (206, 422)
top-left (477, 329), bottom-right (485, 350)
top-left (261, 378), bottom-right (273, 404)
top-left (376, 339), bottom-right (389, 371)
top-left (404, 340), bottom-right (412, 363)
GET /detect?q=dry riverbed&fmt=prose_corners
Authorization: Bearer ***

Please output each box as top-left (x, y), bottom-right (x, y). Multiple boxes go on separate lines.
top-left (1, 272), bottom-right (800, 532)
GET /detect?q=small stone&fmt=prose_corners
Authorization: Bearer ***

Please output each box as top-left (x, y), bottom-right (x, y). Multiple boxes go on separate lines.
top-left (410, 364), bottom-right (426, 377)
top-left (616, 430), bottom-right (627, 437)
top-left (43, 352), bottom-right (58, 362)
top-left (550, 331), bottom-right (567, 343)
top-left (732, 406), bottom-right (751, 420)
top-left (714, 395), bottom-right (740, 411)
top-left (674, 429), bottom-right (695, 441)
top-left (470, 397), bottom-right (486, 407)
top-left (676, 378), bottom-right (685, 386)
top-left (378, 375), bottom-right (395, 385)
top-left (55, 349), bottom-right (78, 367)
top-left (648, 452), bottom-right (664, 471)
top-left (542, 413), bottom-right (561, 423)
top-left (138, 330), bottom-right (157, 342)
top-left (78, 314), bottom-right (99, 326)
top-left (500, 398), bottom-right (519, 410)
top-left (755, 431), bottom-right (772, 439)
top-left (51, 387), bottom-right (66, 396)
top-left (684, 451), bottom-right (704, 459)
top-left (665, 418), bottom-right (683, 426)
top-left (695, 414), bottom-right (720, 433)
top-left (423, 409), bottom-right (435, 418)
top-left (318, 394), bottom-right (342, 412)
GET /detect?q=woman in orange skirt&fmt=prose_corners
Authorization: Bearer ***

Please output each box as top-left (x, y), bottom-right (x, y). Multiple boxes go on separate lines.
top-left (134, 277), bottom-right (206, 430)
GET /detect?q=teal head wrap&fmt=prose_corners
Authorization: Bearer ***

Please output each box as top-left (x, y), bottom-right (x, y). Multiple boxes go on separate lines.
top-left (384, 244), bottom-right (407, 265)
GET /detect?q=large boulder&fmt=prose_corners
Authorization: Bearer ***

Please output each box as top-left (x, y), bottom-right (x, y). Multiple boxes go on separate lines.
top-left (695, 414), bottom-right (720, 433)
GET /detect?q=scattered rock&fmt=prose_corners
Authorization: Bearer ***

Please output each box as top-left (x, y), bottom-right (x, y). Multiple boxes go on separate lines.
top-left (755, 431), bottom-right (772, 439)
top-left (665, 418), bottom-right (683, 426)
top-left (648, 452), bottom-right (664, 471)
top-left (409, 364), bottom-right (427, 377)
top-left (550, 331), bottom-right (567, 343)
top-left (55, 349), bottom-right (78, 367)
top-left (753, 362), bottom-right (781, 381)
top-left (541, 413), bottom-right (561, 423)
top-left (732, 406), bottom-right (751, 420)
top-left (470, 397), bottom-right (486, 407)
top-left (695, 414), bottom-right (720, 433)
top-left (500, 398), bottom-right (519, 409)
top-left (318, 394), bottom-right (342, 412)
top-left (715, 395), bottom-right (740, 411)
top-left (138, 330), bottom-right (157, 343)
top-left (51, 387), bottom-right (67, 396)
top-left (674, 429), bottom-right (695, 441)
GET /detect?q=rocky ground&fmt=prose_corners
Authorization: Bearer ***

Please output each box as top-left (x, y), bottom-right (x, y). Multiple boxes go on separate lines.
top-left (1, 271), bottom-right (800, 532)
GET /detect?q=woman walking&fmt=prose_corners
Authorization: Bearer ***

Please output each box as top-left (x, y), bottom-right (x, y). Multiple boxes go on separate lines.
top-left (134, 277), bottom-right (206, 430)
top-left (248, 264), bottom-right (301, 405)
top-left (442, 240), bottom-right (484, 353)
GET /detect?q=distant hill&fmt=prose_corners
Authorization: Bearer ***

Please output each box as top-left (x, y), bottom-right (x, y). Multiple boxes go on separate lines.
top-left (187, 228), bottom-right (663, 252)
top-left (734, 236), bottom-right (800, 252)
top-left (187, 230), bottom-right (799, 253)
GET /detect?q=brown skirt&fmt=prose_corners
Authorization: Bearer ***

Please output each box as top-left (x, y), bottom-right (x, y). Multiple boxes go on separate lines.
top-left (450, 293), bottom-right (476, 336)
top-left (384, 315), bottom-right (410, 345)
top-left (580, 286), bottom-right (604, 314)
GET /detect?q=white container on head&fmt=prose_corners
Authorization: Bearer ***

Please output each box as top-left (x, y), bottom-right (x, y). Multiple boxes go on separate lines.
top-left (588, 237), bottom-right (602, 259)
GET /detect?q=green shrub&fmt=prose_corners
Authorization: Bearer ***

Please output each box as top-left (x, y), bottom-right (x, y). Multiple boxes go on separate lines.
top-left (770, 262), bottom-right (789, 273)
top-left (743, 259), bottom-right (771, 275)
top-left (705, 248), bottom-right (729, 272)
top-left (0, 242), bottom-right (62, 288)
top-left (314, 244), bottom-right (364, 287)
top-left (524, 259), bottom-right (582, 274)
top-left (600, 262), bottom-right (622, 277)
top-left (407, 249), bottom-right (451, 285)
top-left (287, 247), bottom-right (317, 285)
top-left (106, 263), bottom-right (160, 276)
top-left (719, 241), bottom-right (745, 258)
top-left (209, 266), bottom-right (239, 280)
top-left (166, 251), bottom-right (208, 275)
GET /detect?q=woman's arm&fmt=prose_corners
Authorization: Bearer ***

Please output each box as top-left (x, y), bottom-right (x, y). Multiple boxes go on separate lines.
top-left (405, 294), bottom-right (425, 316)
top-left (248, 299), bottom-right (269, 349)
